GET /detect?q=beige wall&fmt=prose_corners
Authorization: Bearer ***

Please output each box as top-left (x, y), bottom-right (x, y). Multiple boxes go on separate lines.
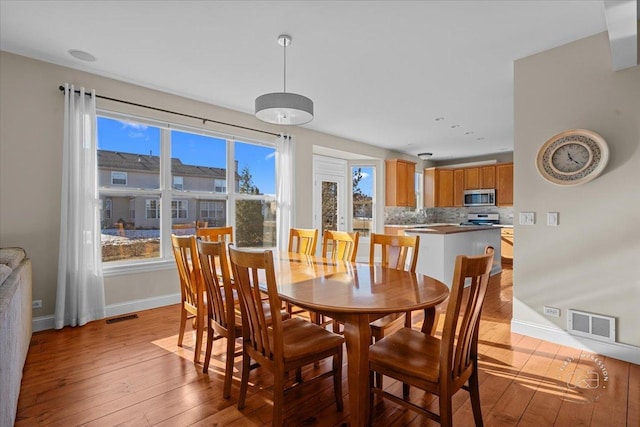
top-left (0, 51), bottom-right (394, 316)
top-left (513, 31), bottom-right (640, 347)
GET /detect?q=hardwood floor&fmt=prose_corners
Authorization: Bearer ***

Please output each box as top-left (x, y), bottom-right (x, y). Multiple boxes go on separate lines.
top-left (16, 266), bottom-right (639, 426)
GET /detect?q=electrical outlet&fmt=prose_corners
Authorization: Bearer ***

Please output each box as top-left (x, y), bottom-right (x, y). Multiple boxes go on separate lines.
top-left (32, 300), bottom-right (42, 309)
top-left (547, 212), bottom-right (559, 226)
top-left (519, 212), bottom-right (535, 225)
top-left (543, 306), bottom-right (561, 317)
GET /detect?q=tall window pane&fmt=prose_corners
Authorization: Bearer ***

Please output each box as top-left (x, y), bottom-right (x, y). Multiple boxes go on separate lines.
top-left (171, 130), bottom-right (228, 233)
top-left (234, 141), bottom-right (276, 248)
top-left (98, 116), bottom-right (161, 263)
top-left (352, 166), bottom-right (373, 237)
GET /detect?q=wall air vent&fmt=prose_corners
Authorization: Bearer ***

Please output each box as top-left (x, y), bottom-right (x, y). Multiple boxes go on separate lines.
top-left (567, 309), bottom-right (615, 343)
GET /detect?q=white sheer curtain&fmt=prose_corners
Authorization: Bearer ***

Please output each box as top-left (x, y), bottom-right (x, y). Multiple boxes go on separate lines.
top-left (276, 134), bottom-right (295, 250)
top-left (55, 84), bottom-right (106, 329)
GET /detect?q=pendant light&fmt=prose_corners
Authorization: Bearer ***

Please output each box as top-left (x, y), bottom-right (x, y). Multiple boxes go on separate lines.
top-left (255, 34), bottom-right (314, 125)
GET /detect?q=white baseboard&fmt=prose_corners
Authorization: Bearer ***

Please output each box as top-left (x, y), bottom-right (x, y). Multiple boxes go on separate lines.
top-left (511, 319), bottom-right (640, 365)
top-left (32, 293), bottom-right (181, 332)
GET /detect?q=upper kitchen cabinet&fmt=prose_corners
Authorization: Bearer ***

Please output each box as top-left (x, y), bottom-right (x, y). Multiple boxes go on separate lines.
top-left (385, 159), bottom-right (416, 207)
top-left (424, 168), bottom-right (455, 208)
top-left (464, 166), bottom-right (496, 189)
top-left (496, 163), bottom-right (514, 206)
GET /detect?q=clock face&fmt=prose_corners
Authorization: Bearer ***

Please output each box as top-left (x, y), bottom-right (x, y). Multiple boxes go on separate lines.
top-left (550, 142), bottom-right (592, 174)
top-left (536, 129), bottom-right (609, 186)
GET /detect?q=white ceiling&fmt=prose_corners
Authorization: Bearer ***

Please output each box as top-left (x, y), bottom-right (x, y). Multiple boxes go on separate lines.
top-left (0, 1), bottom-right (612, 161)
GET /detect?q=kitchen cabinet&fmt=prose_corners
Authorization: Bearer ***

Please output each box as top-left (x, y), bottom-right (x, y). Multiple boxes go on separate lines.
top-left (496, 163), bottom-right (514, 206)
top-left (437, 169), bottom-right (454, 207)
top-left (453, 169), bottom-right (465, 207)
top-left (501, 227), bottom-right (513, 264)
top-left (385, 159), bottom-right (416, 207)
top-left (426, 163), bottom-right (509, 208)
top-left (464, 166), bottom-right (496, 189)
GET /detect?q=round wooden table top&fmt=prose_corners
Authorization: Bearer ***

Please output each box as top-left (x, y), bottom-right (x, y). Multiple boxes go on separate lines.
top-left (271, 252), bottom-right (450, 315)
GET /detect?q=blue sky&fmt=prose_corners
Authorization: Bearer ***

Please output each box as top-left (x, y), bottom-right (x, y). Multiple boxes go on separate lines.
top-left (97, 116), bottom-right (276, 194)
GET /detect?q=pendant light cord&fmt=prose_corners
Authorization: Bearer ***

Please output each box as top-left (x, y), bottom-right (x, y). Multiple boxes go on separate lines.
top-left (283, 39), bottom-right (287, 93)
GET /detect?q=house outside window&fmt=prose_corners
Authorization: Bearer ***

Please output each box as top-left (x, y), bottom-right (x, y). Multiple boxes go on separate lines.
top-left (214, 179), bottom-right (227, 193)
top-left (146, 199), bottom-right (160, 219)
top-left (111, 171), bottom-right (127, 185)
top-left (129, 199), bottom-right (135, 219)
top-left (171, 200), bottom-right (188, 219)
top-left (173, 176), bottom-right (183, 190)
top-left (104, 198), bottom-right (112, 220)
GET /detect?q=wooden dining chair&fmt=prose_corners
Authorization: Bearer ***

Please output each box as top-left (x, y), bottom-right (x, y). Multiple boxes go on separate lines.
top-left (287, 227), bottom-right (318, 255)
top-left (318, 230), bottom-right (360, 331)
top-left (196, 226), bottom-right (233, 243)
top-left (228, 246), bottom-right (345, 426)
top-left (196, 239), bottom-right (242, 398)
top-left (286, 227), bottom-right (319, 317)
top-left (322, 230), bottom-right (360, 262)
top-left (171, 234), bottom-right (205, 364)
top-left (368, 246), bottom-right (495, 427)
top-left (368, 232), bottom-right (420, 388)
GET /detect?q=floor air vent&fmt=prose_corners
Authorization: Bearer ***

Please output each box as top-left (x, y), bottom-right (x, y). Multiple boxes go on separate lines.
top-left (106, 314), bottom-right (139, 324)
top-left (567, 309), bottom-right (615, 343)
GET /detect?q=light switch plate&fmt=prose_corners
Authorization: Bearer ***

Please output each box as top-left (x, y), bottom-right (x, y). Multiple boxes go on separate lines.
top-left (519, 212), bottom-right (535, 225)
top-left (547, 212), bottom-right (559, 226)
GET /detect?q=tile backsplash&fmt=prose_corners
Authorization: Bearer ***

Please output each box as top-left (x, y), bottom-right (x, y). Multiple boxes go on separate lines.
top-left (385, 206), bottom-right (514, 225)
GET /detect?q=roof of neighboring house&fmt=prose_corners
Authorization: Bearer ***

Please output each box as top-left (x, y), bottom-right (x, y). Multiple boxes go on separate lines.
top-left (98, 150), bottom-right (229, 178)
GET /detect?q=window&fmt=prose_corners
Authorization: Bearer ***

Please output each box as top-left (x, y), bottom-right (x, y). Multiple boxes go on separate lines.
top-left (171, 200), bottom-right (188, 219)
top-left (214, 179), bottom-right (227, 193)
top-left (234, 141), bottom-right (276, 248)
top-left (146, 199), bottom-right (160, 219)
top-left (173, 176), bottom-right (183, 190)
top-left (104, 198), bottom-right (112, 220)
top-left (111, 171), bottom-right (127, 185)
top-left (415, 171), bottom-right (424, 210)
top-left (97, 112), bottom-right (277, 266)
top-left (352, 166), bottom-right (374, 237)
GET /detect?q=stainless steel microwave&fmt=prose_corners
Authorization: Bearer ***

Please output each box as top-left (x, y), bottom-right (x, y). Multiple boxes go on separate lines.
top-left (463, 189), bottom-right (496, 207)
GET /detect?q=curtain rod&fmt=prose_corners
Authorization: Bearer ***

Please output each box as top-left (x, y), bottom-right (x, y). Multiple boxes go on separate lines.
top-left (58, 85), bottom-right (284, 138)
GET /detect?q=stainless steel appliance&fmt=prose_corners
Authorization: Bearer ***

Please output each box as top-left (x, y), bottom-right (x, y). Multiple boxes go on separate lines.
top-left (463, 188), bottom-right (495, 207)
top-left (460, 213), bottom-right (500, 226)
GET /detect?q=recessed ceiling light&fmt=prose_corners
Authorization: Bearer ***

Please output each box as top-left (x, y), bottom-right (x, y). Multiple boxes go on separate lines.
top-left (435, 117), bottom-right (445, 121)
top-left (450, 124), bottom-right (460, 128)
top-left (465, 131), bottom-right (474, 135)
top-left (68, 49), bottom-right (96, 62)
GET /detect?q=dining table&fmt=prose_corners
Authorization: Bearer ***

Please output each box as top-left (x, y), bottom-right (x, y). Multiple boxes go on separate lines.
top-left (268, 251), bottom-right (450, 426)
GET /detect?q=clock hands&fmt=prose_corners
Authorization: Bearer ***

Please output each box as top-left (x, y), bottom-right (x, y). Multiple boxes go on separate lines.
top-left (567, 152), bottom-right (583, 166)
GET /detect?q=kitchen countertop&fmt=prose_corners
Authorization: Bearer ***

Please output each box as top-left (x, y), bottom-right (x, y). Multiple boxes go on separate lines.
top-left (404, 225), bottom-right (500, 234)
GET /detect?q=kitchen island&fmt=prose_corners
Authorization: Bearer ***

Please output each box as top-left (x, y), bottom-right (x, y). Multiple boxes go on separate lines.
top-left (404, 225), bottom-right (501, 288)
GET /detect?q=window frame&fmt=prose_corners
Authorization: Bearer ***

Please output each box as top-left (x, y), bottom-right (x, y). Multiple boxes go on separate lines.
top-left (111, 171), bottom-right (128, 186)
top-left (97, 109), bottom-right (277, 276)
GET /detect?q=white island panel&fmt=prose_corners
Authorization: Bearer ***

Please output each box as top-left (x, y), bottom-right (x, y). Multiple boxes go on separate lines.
top-left (405, 227), bottom-right (501, 288)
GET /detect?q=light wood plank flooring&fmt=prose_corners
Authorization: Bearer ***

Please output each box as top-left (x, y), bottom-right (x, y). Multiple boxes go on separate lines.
top-left (16, 266), bottom-right (639, 426)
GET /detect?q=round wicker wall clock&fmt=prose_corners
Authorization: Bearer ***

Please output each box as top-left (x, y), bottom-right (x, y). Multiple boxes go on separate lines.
top-left (536, 129), bottom-right (609, 186)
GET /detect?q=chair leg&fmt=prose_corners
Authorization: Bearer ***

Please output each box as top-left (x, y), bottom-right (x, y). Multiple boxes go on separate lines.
top-left (193, 311), bottom-right (204, 364)
top-left (469, 369), bottom-right (484, 426)
top-left (223, 336), bottom-right (235, 399)
top-left (439, 393), bottom-right (453, 427)
top-left (177, 308), bottom-right (187, 347)
top-left (333, 349), bottom-right (344, 412)
top-left (272, 373), bottom-right (285, 426)
top-left (238, 349), bottom-right (251, 410)
top-left (202, 327), bottom-right (214, 373)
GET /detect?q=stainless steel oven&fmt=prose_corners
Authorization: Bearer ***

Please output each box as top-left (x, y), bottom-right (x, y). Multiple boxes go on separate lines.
top-left (463, 189), bottom-right (496, 207)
